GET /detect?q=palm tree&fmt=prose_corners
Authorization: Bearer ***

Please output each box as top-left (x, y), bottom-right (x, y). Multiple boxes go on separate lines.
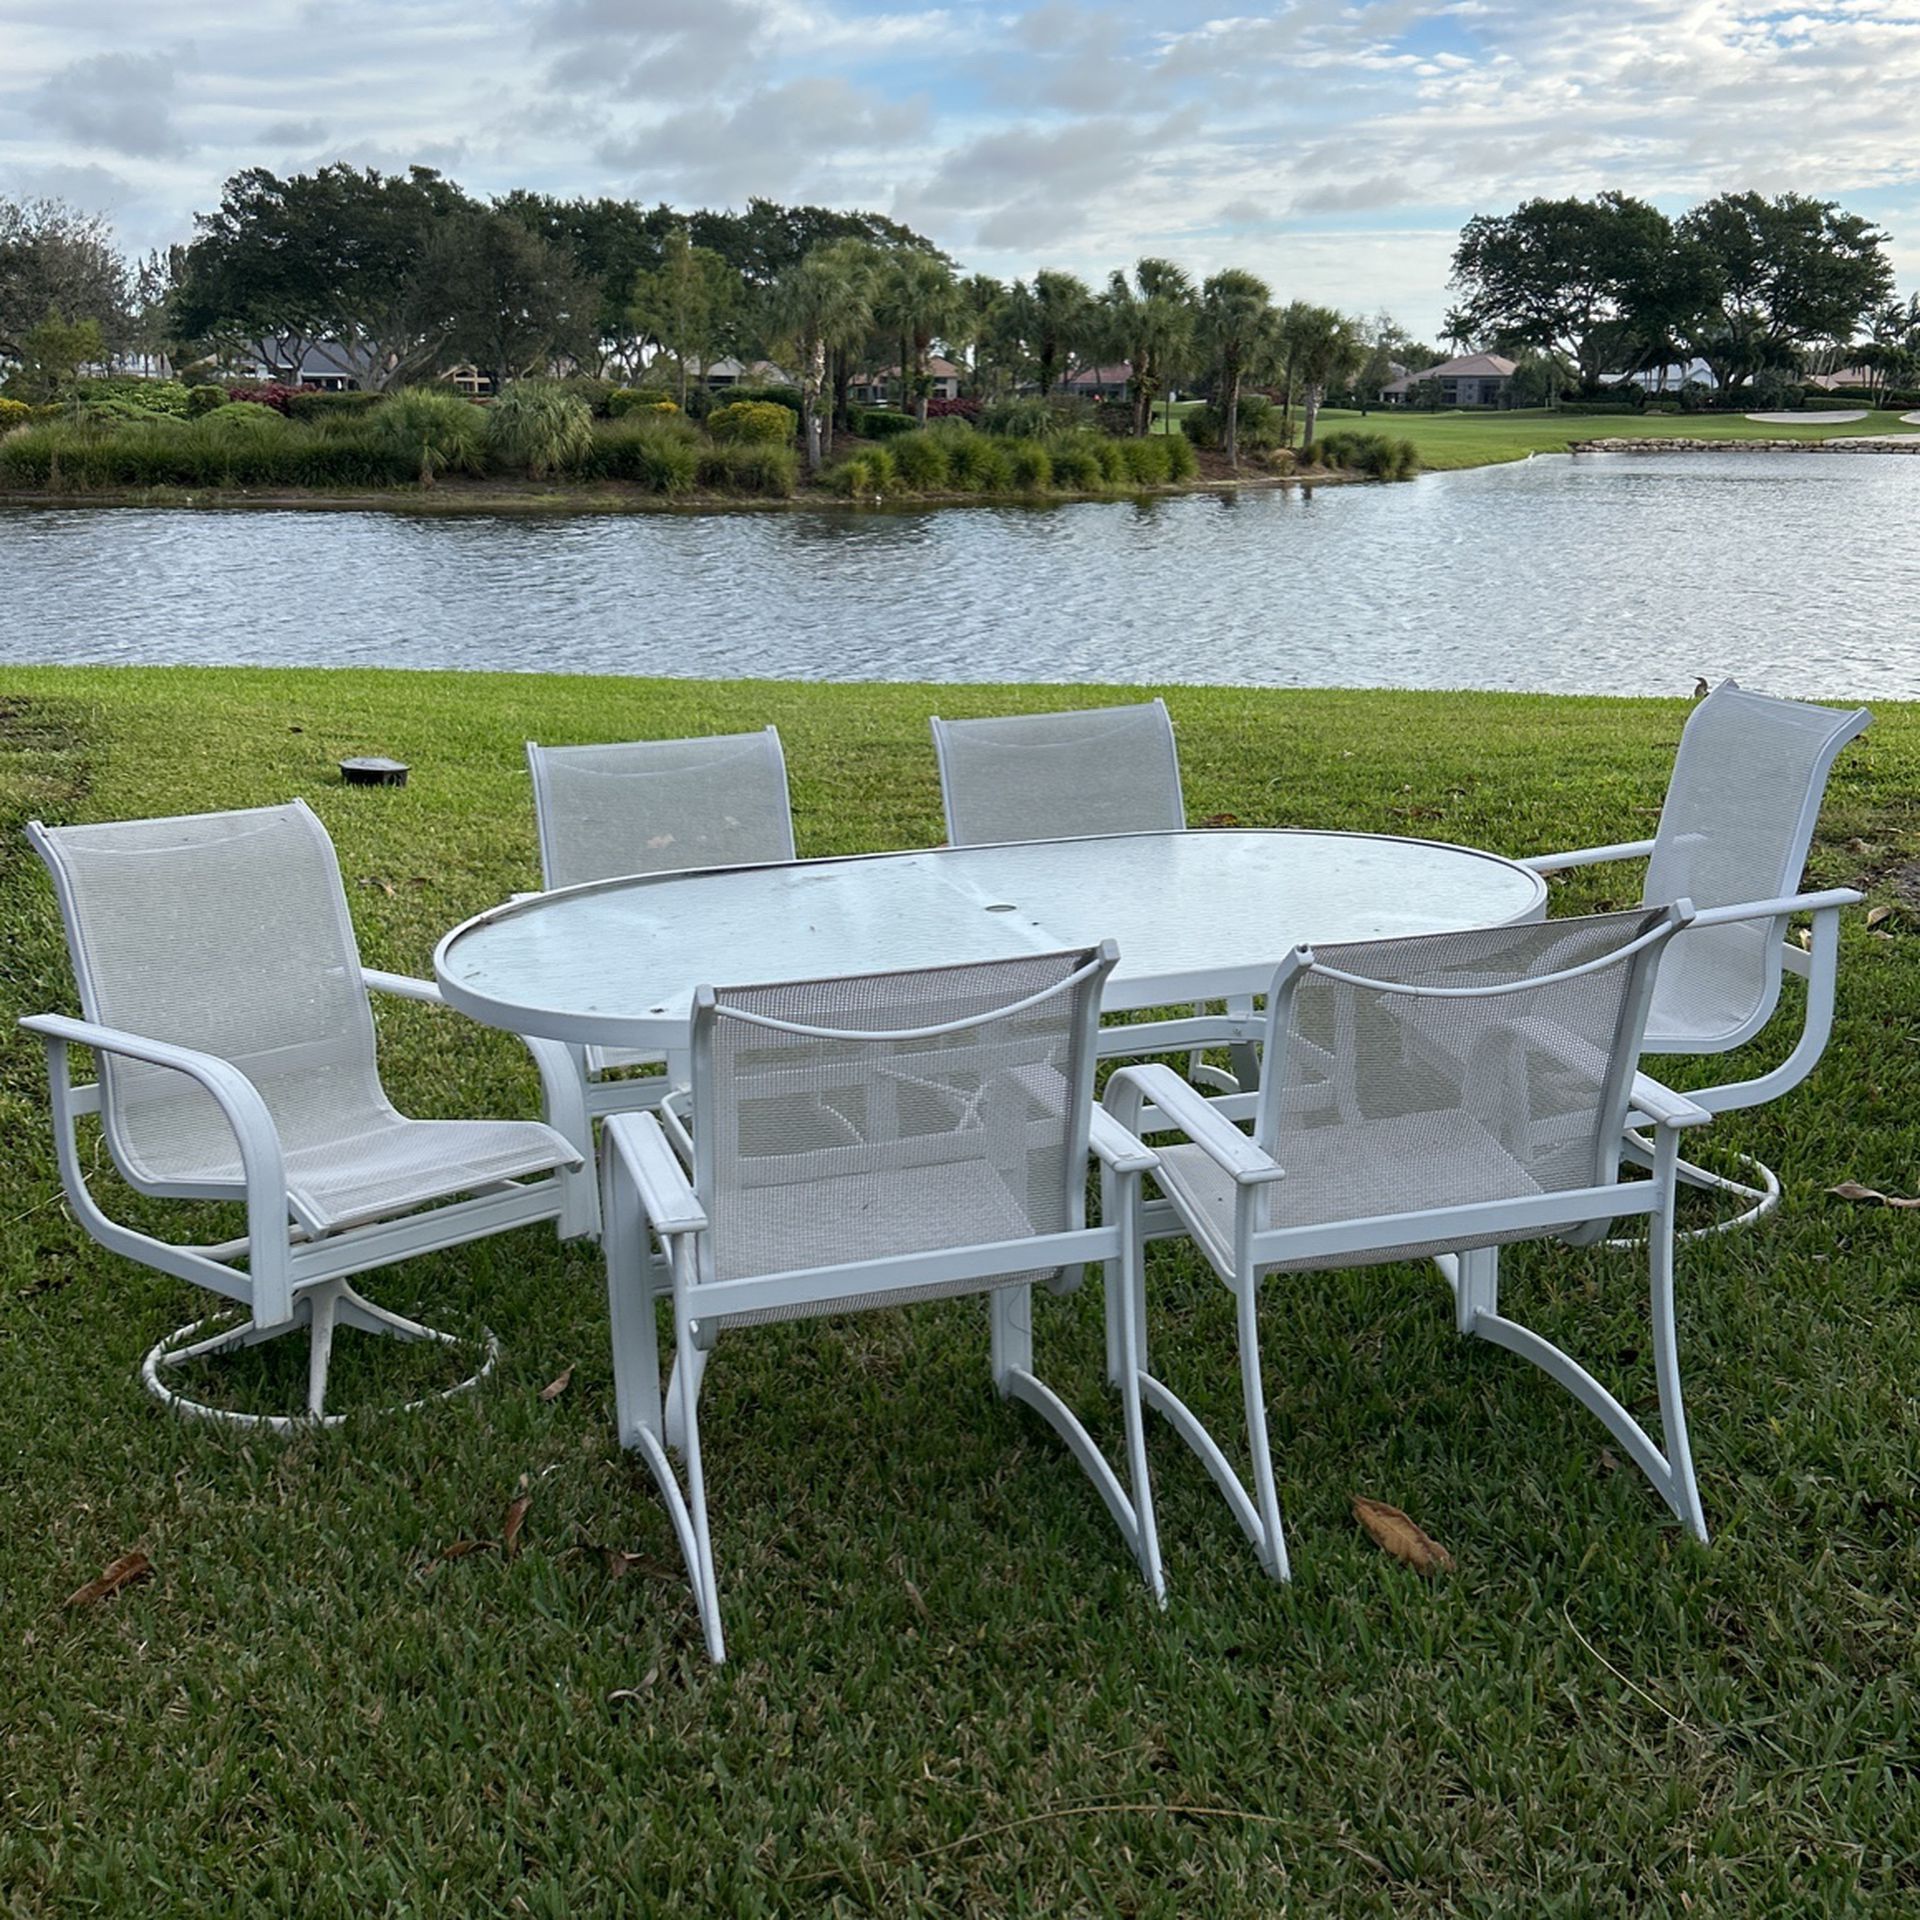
top-left (949, 273), bottom-right (1006, 397)
top-left (875, 250), bottom-right (961, 425)
top-left (1101, 258), bottom-right (1195, 436)
top-left (767, 244), bottom-right (876, 473)
top-left (1197, 269), bottom-right (1275, 464)
top-left (1280, 302), bottom-right (1364, 447)
top-left (998, 270), bottom-right (1094, 399)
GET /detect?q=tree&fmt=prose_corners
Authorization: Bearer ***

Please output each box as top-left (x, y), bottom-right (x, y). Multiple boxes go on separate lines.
top-left (995, 271), bottom-right (1094, 398)
top-left (436, 208), bottom-right (596, 390)
top-left (7, 313), bottom-right (105, 401)
top-left (1101, 259), bottom-right (1195, 436)
top-left (173, 165), bottom-right (480, 389)
top-left (1279, 303), bottom-right (1364, 446)
top-left (0, 197), bottom-right (129, 362)
top-left (1196, 269), bottom-right (1274, 464)
top-left (1862, 293), bottom-right (1920, 404)
top-left (1449, 193), bottom-right (1675, 387)
top-left (947, 274), bottom-right (1006, 397)
top-left (1676, 192), bottom-right (1894, 391)
top-left (765, 243), bottom-right (876, 472)
top-left (497, 192), bottom-right (677, 378)
top-left (630, 224), bottom-right (741, 405)
top-left (692, 198), bottom-right (942, 288)
top-left (1354, 312), bottom-right (1433, 408)
top-left (874, 249), bottom-right (960, 424)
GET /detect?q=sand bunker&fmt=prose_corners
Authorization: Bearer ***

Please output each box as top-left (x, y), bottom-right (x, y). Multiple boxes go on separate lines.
top-left (1745, 410), bottom-right (1869, 425)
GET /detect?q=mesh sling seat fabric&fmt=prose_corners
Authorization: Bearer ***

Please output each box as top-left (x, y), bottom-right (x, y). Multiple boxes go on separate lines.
top-left (598, 943), bottom-right (1165, 1663)
top-left (1104, 906), bottom-right (1709, 1582)
top-left (1523, 680), bottom-right (1870, 1236)
top-left (930, 700), bottom-right (1258, 1087)
top-left (21, 802), bottom-right (594, 1430)
top-left (526, 729), bottom-right (798, 1108)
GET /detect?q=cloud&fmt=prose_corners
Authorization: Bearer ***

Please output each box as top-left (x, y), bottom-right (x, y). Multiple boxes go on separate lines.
top-left (36, 51), bottom-right (190, 160)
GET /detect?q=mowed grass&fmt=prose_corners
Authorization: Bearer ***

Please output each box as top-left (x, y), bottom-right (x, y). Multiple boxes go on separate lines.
top-left (1316, 406), bottom-right (1920, 471)
top-left (2, 667), bottom-right (1918, 1916)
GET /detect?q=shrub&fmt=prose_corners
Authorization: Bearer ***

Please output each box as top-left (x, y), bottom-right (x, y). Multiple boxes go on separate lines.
top-left (727, 384), bottom-right (803, 414)
top-left (76, 377), bottom-right (191, 418)
top-left (695, 441), bottom-right (799, 496)
top-left (851, 407), bottom-right (915, 439)
top-left (934, 428), bottom-right (1006, 491)
top-left (923, 395), bottom-right (982, 422)
top-left (1309, 429), bottom-right (1419, 480)
top-left (607, 388), bottom-right (679, 419)
top-left (980, 396), bottom-right (1092, 440)
top-left (187, 384), bottom-right (228, 417)
top-left (829, 449), bottom-right (896, 498)
top-left (201, 401), bottom-right (287, 436)
top-left (485, 381), bottom-right (594, 478)
top-left (0, 395), bottom-right (30, 433)
top-left (1117, 438), bottom-right (1173, 485)
top-left (1005, 440), bottom-right (1053, 490)
top-left (587, 419), bottom-right (699, 492)
top-left (0, 417), bottom-right (412, 490)
top-left (285, 389), bottom-right (382, 423)
top-left (223, 382), bottom-right (314, 415)
top-left (1181, 410), bottom-right (1219, 450)
top-left (370, 388), bottom-right (487, 480)
top-left (555, 376), bottom-right (619, 416)
top-left (1163, 431), bottom-right (1199, 481)
top-left (1046, 437), bottom-right (1108, 491)
top-left (708, 400), bottom-right (796, 444)
top-left (889, 430), bottom-right (950, 489)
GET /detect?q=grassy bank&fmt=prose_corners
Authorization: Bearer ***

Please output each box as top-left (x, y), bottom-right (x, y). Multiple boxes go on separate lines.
top-left (1318, 406), bottom-right (1920, 471)
top-left (3, 668), bottom-right (1917, 1913)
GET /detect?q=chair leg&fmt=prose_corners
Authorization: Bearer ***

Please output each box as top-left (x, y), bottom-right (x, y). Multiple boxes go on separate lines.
top-left (1465, 1132), bottom-right (1709, 1540)
top-left (1613, 1129), bottom-right (1779, 1245)
top-left (140, 1278), bottom-right (496, 1433)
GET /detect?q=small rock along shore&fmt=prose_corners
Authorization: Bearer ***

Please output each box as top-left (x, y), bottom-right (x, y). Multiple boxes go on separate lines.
top-left (1577, 435), bottom-right (1920, 455)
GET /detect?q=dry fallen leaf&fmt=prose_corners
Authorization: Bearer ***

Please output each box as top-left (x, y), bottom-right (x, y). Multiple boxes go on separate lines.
top-left (1866, 905), bottom-right (1893, 930)
top-left (64, 1548), bottom-right (153, 1608)
top-left (608, 1669), bottom-right (659, 1705)
top-left (434, 1539), bottom-right (491, 1561)
top-left (1200, 812), bottom-right (1242, 829)
top-left (503, 1487), bottom-right (532, 1560)
top-left (1794, 927), bottom-right (1813, 952)
top-left (1827, 1180), bottom-right (1920, 1210)
top-left (539, 1364), bottom-right (574, 1403)
top-left (1352, 1496), bottom-right (1453, 1574)
top-left (604, 1548), bottom-right (676, 1581)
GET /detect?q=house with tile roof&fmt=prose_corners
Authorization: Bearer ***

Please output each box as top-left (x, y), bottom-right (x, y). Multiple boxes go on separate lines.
top-left (1381, 352), bottom-right (1518, 407)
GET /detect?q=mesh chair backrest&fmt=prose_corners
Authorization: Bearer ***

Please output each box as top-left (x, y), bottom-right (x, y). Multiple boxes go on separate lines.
top-left (29, 802), bottom-right (385, 1185)
top-left (690, 949), bottom-right (1109, 1287)
top-left (527, 729), bottom-right (796, 889)
top-left (1642, 681), bottom-right (1868, 1048)
top-left (931, 701), bottom-right (1184, 846)
top-left (1261, 909), bottom-right (1675, 1225)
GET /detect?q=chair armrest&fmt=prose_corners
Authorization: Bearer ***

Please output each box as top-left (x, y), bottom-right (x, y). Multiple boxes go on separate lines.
top-left (1104, 1062), bottom-right (1285, 1186)
top-left (1089, 1105), bottom-right (1157, 1176)
top-left (361, 968), bottom-right (445, 1005)
top-left (603, 1112), bottom-right (708, 1236)
top-left (1521, 838), bottom-right (1658, 876)
top-left (1628, 1073), bottom-right (1714, 1131)
top-left (18, 1012), bottom-right (295, 1323)
top-left (1684, 887), bottom-right (1862, 929)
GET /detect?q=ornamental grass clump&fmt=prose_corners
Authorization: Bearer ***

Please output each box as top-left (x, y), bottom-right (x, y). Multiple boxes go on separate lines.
top-left (830, 449), bottom-right (896, 499)
top-left (931, 424), bottom-right (1006, 491)
top-left (587, 419), bottom-right (699, 493)
top-left (1005, 440), bottom-right (1053, 490)
top-left (1045, 437), bottom-right (1109, 492)
top-left (695, 442), bottom-right (799, 497)
top-left (888, 430), bottom-right (950, 490)
top-left (370, 389), bottom-right (487, 481)
top-left (485, 381), bottom-right (594, 479)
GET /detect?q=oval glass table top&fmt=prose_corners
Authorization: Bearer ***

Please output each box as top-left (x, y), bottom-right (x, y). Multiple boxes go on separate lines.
top-left (435, 829), bottom-right (1548, 1047)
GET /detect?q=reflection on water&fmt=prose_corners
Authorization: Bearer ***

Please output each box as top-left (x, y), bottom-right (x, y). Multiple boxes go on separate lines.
top-left (2, 450), bottom-right (1916, 695)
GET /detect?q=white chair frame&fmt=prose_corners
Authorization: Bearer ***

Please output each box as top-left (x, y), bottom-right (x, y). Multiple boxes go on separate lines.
top-left (23, 814), bottom-right (597, 1432)
top-left (1104, 906), bottom-right (1711, 1582)
top-left (598, 943), bottom-right (1165, 1663)
top-left (930, 700), bottom-right (1260, 1088)
top-left (1524, 683), bottom-right (1870, 1236)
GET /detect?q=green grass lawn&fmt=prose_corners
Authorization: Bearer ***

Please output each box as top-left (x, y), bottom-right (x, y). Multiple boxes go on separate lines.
top-left (3, 668), bottom-right (1917, 1914)
top-left (1315, 406), bottom-right (1920, 471)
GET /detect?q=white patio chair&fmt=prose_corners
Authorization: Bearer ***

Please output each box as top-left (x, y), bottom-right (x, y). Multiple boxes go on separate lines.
top-left (526, 729), bottom-right (798, 1126)
top-left (1523, 680), bottom-right (1870, 1235)
top-left (930, 699), bottom-right (1257, 1087)
top-left (21, 802), bottom-right (595, 1431)
top-left (1104, 905), bottom-right (1706, 1581)
top-left (599, 943), bottom-right (1163, 1663)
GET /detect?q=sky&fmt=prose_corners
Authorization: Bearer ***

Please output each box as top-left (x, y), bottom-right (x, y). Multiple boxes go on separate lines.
top-left (3, 0), bottom-right (1919, 340)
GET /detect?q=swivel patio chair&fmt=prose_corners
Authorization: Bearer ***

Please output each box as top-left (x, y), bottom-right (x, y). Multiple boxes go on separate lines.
top-left (599, 943), bottom-right (1164, 1663)
top-left (1523, 680), bottom-right (1870, 1235)
top-left (21, 801), bottom-right (595, 1430)
top-left (526, 729), bottom-right (798, 1124)
top-left (1104, 905), bottom-right (1705, 1581)
top-left (930, 700), bottom-right (1256, 1086)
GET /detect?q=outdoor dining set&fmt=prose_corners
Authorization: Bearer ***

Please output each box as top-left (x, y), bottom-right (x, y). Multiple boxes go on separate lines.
top-left (20, 683), bottom-right (1871, 1663)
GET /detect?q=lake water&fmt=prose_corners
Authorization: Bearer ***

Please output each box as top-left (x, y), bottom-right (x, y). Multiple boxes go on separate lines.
top-left (3, 449), bottom-right (1916, 696)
